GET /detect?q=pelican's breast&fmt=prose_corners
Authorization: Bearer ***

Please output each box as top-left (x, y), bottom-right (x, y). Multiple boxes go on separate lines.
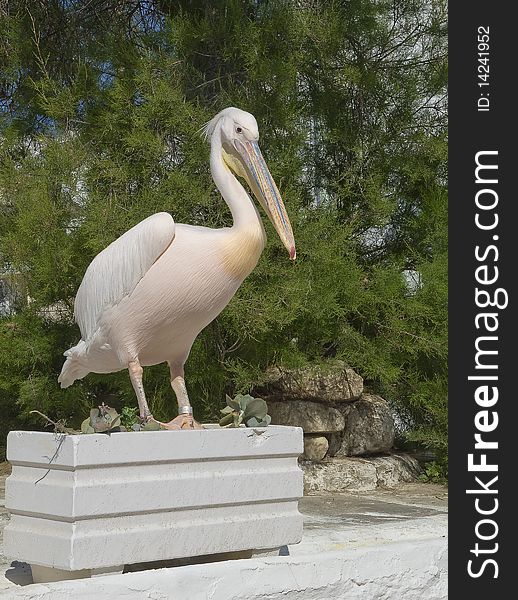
top-left (219, 224), bottom-right (266, 280)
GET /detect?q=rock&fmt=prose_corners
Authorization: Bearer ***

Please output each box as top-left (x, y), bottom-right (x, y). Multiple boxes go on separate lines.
top-left (303, 436), bottom-right (329, 461)
top-left (303, 458), bottom-right (377, 493)
top-left (373, 454), bottom-right (423, 487)
top-left (268, 400), bottom-right (345, 433)
top-left (327, 432), bottom-right (342, 457)
top-left (334, 394), bottom-right (394, 456)
top-left (302, 454), bottom-right (422, 494)
top-left (257, 360), bottom-right (363, 403)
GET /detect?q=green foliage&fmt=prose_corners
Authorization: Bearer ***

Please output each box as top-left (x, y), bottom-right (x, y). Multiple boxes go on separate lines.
top-left (0, 1), bottom-right (447, 466)
top-left (120, 406), bottom-right (139, 431)
top-left (419, 458), bottom-right (449, 484)
top-left (219, 394), bottom-right (271, 428)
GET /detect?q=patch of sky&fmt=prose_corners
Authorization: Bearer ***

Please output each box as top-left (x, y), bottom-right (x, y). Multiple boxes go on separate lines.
top-left (0, 266), bottom-right (20, 317)
top-left (140, 1), bottom-right (166, 33)
top-left (34, 114), bottom-right (58, 137)
top-left (77, 99), bottom-right (86, 117)
top-left (402, 269), bottom-right (423, 296)
top-left (98, 61), bottom-right (115, 89)
top-left (66, 216), bottom-right (86, 234)
top-left (361, 225), bottom-right (392, 251)
top-left (133, 91), bottom-right (146, 107)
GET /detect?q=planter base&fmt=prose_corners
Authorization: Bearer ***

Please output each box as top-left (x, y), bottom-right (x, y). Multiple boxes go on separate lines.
top-left (31, 564), bottom-right (124, 584)
top-left (30, 548), bottom-right (284, 583)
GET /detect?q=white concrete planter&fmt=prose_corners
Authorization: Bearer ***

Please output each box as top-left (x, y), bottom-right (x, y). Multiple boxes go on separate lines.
top-left (4, 426), bottom-right (303, 582)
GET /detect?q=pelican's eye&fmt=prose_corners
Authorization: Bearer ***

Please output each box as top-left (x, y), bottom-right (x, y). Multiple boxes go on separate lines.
top-left (236, 127), bottom-right (242, 134)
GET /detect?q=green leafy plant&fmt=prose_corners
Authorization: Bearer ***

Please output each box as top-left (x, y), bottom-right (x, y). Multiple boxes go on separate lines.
top-left (219, 394), bottom-right (271, 428)
top-left (419, 458), bottom-right (448, 484)
top-left (120, 406), bottom-right (139, 430)
top-left (118, 405), bottom-right (160, 431)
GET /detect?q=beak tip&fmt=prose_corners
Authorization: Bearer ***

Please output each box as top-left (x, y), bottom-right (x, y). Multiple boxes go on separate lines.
top-left (289, 246), bottom-right (296, 261)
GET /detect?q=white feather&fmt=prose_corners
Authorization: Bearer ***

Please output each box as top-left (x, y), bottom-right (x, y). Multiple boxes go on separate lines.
top-left (74, 212), bottom-right (175, 341)
top-left (199, 107), bottom-right (238, 141)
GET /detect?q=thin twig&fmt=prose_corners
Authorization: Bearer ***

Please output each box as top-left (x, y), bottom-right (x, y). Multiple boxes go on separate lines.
top-left (29, 410), bottom-right (77, 434)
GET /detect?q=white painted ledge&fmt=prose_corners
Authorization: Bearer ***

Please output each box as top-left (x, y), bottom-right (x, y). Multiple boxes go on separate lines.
top-left (4, 426), bottom-right (303, 580)
top-left (4, 537), bottom-right (448, 600)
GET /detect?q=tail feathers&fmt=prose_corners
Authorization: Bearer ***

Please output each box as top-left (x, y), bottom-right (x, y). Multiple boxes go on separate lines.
top-left (58, 341), bottom-right (90, 388)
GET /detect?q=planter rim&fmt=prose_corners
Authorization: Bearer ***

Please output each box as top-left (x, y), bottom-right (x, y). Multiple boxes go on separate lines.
top-left (8, 424), bottom-right (299, 436)
top-left (7, 425), bottom-right (304, 468)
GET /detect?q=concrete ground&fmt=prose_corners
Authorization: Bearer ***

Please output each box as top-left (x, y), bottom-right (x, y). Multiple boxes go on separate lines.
top-left (296, 483), bottom-right (447, 554)
top-left (0, 464), bottom-right (447, 598)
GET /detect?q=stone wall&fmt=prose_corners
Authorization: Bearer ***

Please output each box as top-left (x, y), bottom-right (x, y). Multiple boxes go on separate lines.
top-left (256, 360), bottom-right (421, 492)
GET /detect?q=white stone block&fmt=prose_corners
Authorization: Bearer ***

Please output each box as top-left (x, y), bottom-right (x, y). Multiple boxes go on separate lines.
top-left (4, 426), bottom-right (303, 579)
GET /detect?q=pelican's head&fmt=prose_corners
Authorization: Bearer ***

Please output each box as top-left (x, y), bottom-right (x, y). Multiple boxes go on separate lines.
top-left (203, 107), bottom-right (296, 260)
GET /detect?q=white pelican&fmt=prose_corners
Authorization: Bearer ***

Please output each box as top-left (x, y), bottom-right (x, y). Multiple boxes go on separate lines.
top-left (58, 107), bottom-right (296, 429)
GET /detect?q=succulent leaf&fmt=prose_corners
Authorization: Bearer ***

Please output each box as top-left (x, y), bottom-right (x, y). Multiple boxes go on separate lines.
top-left (92, 418), bottom-right (111, 432)
top-left (222, 394), bottom-right (271, 429)
top-left (243, 398), bottom-right (267, 420)
top-left (219, 413), bottom-right (235, 427)
top-left (141, 420), bottom-right (160, 431)
top-left (109, 416), bottom-right (121, 429)
top-left (226, 397), bottom-right (242, 411)
top-left (245, 413), bottom-right (271, 427)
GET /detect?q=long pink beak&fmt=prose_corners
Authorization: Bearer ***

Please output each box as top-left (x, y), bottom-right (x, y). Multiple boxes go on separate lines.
top-left (235, 139), bottom-right (296, 260)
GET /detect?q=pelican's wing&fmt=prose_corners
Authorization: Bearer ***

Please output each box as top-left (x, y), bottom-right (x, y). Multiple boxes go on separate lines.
top-left (74, 212), bottom-right (175, 340)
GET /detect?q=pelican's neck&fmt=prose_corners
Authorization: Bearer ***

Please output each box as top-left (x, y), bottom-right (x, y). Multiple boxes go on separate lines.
top-left (210, 126), bottom-right (262, 230)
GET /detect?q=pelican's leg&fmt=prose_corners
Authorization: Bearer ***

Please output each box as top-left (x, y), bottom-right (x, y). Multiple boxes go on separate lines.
top-left (128, 360), bottom-right (152, 421)
top-left (159, 364), bottom-right (203, 430)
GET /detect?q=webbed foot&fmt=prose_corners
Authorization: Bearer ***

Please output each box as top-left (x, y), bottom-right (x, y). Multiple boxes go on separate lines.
top-left (157, 414), bottom-right (203, 430)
